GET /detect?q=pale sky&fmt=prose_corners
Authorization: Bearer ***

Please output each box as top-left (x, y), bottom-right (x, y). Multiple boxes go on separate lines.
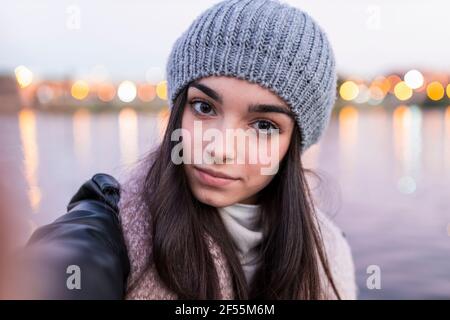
top-left (0, 0), bottom-right (449, 81)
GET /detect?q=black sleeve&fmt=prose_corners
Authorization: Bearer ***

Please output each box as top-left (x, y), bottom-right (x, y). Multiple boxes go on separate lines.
top-left (22, 173), bottom-right (130, 299)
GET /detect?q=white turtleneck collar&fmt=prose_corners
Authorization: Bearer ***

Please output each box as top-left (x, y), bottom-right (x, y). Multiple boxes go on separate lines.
top-left (217, 202), bottom-right (264, 286)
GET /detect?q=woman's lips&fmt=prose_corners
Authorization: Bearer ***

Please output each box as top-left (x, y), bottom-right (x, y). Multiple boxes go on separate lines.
top-left (193, 165), bottom-right (240, 187)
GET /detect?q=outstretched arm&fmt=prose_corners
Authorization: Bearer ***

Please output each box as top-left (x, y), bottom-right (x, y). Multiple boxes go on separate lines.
top-left (22, 173), bottom-right (130, 299)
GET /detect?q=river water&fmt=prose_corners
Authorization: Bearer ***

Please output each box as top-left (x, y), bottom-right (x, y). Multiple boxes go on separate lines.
top-left (1, 104), bottom-right (449, 299)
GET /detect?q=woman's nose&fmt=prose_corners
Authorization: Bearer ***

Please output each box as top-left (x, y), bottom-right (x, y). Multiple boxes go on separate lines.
top-left (204, 128), bottom-right (239, 164)
top-left (205, 137), bottom-right (235, 164)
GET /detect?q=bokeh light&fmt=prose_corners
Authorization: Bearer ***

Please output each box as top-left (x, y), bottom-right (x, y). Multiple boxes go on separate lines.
top-left (71, 80), bottom-right (90, 100)
top-left (404, 69), bottom-right (424, 90)
top-left (15, 65), bottom-right (33, 88)
top-left (97, 83), bottom-right (116, 102)
top-left (138, 84), bottom-right (156, 102)
top-left (118, 80), bottom-right (137, 103)
top-left (156, 80), bottom-right (168, 100)
top-left (354, 84), bottom-right (369, 104)
top-left (370, 76), bottom-right (391, 95)
top-left (387, 74), bottom-right (402, 94)
top-left (339, 81), bottom-right (359, 101)
top-left (394, 81), bottom-right (413, 101)
top-left (36, 85), bottom-right (54, 104)
top-left (368, 84), bottom-right (385, 105)
top-left (426, 81), bottom-right (445, 101)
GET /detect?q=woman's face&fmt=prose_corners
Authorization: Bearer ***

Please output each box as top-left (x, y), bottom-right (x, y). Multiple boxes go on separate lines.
top-left (181, 76), bottom-right (295, 207)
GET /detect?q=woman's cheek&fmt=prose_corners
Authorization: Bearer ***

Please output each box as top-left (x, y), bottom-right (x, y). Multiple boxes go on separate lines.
top-left (243, 163), bottom-right (274, 192)
top-left (181, 112), bottom-right (205, 165)
top-left (248, 135), bottom-right (282, 176)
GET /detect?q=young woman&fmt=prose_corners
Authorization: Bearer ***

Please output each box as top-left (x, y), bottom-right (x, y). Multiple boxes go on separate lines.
top-left (118, 0), bottom-right (357, 299)
top-left (25, 0), bottom-right (357, 300)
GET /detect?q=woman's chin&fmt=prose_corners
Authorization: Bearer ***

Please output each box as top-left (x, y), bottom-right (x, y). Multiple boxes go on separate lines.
top-left (193, 189), bottom-right (238, 208)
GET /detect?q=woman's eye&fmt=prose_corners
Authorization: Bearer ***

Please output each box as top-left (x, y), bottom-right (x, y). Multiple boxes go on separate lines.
top-left (251, 120), bottom-right (279, 135)
top-left (190, 100), bottom-right (216, 116)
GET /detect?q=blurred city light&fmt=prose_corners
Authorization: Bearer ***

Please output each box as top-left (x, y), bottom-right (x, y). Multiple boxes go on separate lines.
top-left (118, 80), bottom-right (137, 103)
top-left (138, 83), bottom-right (156, 102)
top-left (156, 80), bottom-right (168, 100)
top-left (339, 80), bottom-right (359, 101)
top-left (14, 65), bottom-right (33, 88)
top-left (404, 69), bottom-right (424, 90)
top-left (97, 83), bottom-right (116, 102)
top-left (71, 80), bottom-right (90, 100)
top-left (426, 81), bottom-right (445, 101)
top-left (394, 81), bottom-right (413, 101)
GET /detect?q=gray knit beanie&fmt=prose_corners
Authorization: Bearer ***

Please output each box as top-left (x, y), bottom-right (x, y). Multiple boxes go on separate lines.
top-left (165, 0), bottom-right (337, 154)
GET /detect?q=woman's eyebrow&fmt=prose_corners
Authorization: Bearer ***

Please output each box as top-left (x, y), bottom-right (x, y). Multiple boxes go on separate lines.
top-left (190, 82), bottom-right (223, 104)
top-left (248, 104), bottom-right (296, 119)
top-left (190, 81), bottom-right (295, 119)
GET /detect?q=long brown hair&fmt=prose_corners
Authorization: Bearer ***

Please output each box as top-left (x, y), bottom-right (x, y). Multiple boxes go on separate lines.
top-left (129, 81), bottom-right (341, 299)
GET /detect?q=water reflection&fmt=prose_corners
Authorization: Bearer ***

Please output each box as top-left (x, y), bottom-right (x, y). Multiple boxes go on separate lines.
top-left (338, 105), bottom-right (359, 181)
top-left (17, 108), bottom-right (41, 213)
top-left (73, 108), bottom-right (91, 170)
top-left (3, 104), bottom-right (450, 299)
top-left (422, 108), bottom-right (443, 177)
top-left (157, 107), bottom-right (170, 141)
top-left (445, 106), bottom-right (450, 175)
top-left (392, 105), bottom-right (422, 194)
top-left (118, 107), bottom-right (139, 166)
